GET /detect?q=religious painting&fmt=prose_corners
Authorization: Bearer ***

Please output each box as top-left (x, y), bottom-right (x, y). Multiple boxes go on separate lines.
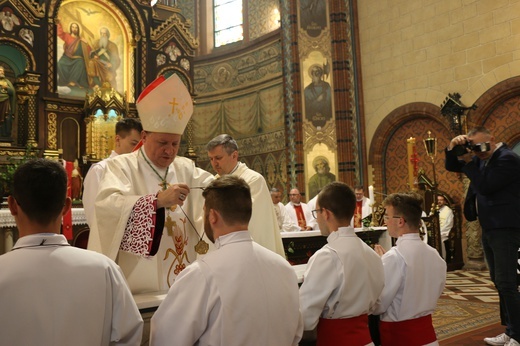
top-left (306, 144), bottom-right (337, 201)
top-left (56, 0), bottom-right (127, 99)
top-left (302, 51), bottom-right (333, 129)
top-left (0, 62), bottom-right (16, 140)
top-left (299, 0), bottom-right (328, 38)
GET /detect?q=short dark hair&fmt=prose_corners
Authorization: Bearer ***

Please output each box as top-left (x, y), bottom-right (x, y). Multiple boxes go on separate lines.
top-left (317, 182), bottom-right (356, 222)
top-left (354, 185), bottom-right (364, 191)
top-left (383, 192), bottom-right (423, 229)
top-left (202, 175), bottom-right (252, 225)
top-left (12, 159), bottom-right (67, 226)
top-left (116, 118), bottom-right (143, 137)
top-left (206, 134), bottom-right (238, 155)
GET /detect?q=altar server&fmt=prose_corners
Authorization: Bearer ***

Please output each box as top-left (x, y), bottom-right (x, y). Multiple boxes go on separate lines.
top-left (88, 74), bottom-right (214, 294)
top-left (299, 182), bottom-right (384, 345)
top-left (0, 159), bottom-right (143, 345)
top-left (285, 188), bottom-right (317, 231)
top-left (271, 187), bottom-right (300, 232)
top-left (150, 175), bottom-right (303, 345)
top-left (206, 134), bottom-right (285, 256)
top-left (83, 117), bottom-right (142, 229)
top-left (373, 192), bottom-right (446, 346)
top-left (352, 185), bottom-right (372, 228)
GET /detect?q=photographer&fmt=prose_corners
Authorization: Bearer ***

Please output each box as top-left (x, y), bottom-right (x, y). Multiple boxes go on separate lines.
top-left (445, 126), bottom-right (520, 346)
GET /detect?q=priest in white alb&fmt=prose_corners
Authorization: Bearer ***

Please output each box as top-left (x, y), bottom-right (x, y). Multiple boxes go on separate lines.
top-left (206, 134), bottom-right (285, 257)
top-left (88, 74), bottom-right (214, 294)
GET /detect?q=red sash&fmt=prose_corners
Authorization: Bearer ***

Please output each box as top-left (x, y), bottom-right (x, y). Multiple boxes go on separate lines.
top-left (379, 315), bottom-right (437, 346)
top-left (317, 314), bottom-right (372, 346)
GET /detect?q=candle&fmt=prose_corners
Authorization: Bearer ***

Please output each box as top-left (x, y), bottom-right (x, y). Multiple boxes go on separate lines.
top-left (368, 185), bottom-right (375, 203)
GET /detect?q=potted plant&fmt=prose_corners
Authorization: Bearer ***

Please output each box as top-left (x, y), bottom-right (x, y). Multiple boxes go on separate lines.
top-left (0, 145), bottom-right (39, 201)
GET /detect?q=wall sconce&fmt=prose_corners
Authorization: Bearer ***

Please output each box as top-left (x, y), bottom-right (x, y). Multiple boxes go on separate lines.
top-left (440, 93), bottom-right (477, 135)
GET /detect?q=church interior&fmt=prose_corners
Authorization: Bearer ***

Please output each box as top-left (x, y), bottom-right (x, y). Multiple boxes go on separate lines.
top-left (1, 0), bottom-right (519, 344)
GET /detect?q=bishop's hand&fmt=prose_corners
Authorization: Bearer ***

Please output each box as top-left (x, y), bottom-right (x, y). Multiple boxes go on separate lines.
top-left (157, 183), bottom-right (190, 208)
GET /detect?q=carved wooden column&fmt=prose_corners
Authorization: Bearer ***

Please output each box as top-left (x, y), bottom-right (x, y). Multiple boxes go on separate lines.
top-left (184, 119), bottom-right (197, 162)
top-left (16, 72), bottom-right (41, 147)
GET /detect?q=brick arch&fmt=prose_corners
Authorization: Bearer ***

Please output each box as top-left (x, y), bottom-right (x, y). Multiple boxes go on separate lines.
top-left (369, 102), bottom-right (465, 205)
top-left (468, 76), bottom-right (520, 146)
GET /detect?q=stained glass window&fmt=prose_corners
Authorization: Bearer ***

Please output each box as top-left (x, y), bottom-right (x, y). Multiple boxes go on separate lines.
top-left (214, 0), bottom-right (243, 47)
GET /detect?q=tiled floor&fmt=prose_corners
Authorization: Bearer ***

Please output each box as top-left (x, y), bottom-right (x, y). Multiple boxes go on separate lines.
top-left (440, 322), bottom-right (504, 345)
top-left (439, 270), bottom-right (505, 345)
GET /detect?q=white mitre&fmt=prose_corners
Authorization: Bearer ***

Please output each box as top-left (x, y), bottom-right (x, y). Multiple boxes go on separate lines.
top-left (136, 73), bottom-right (193, 134)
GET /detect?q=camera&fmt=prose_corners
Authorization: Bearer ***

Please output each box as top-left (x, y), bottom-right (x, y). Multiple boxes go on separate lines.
top-left (452, 141), bottom-right (491, 156)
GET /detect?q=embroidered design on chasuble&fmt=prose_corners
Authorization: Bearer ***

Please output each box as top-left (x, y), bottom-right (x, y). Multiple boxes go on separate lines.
top-left (119, 193), bottom-right (193, 289)
top-left (294, 205), bottom-right (307, 228)
top-left (164, 215), bottom-right (190, 287)
top-left (120, 194), bottom-right (158, 255)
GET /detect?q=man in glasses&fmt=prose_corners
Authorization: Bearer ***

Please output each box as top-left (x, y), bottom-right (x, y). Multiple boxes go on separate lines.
top-left (150, 176), bottom-right (303, 345)
top-left (0, 159), bottom-right (143, 345)
top-left (373, 192), bottom-right (446, 346)
top-left (446, 126), bottom-right (520, 346)
top-left (285, 188), bottom-right (316, 231)
top-left (299, 182), bottom-right (384, 345)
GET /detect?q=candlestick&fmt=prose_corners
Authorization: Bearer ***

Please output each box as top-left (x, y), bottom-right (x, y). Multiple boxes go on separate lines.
top-left (368, 185), bottom-right (376, 227)
top-left (368, 185), bottom-right (374, 203)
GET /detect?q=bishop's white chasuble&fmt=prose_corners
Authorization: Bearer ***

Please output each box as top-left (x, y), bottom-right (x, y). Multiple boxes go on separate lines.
top-left (88, 149), bottom-right (214, 294)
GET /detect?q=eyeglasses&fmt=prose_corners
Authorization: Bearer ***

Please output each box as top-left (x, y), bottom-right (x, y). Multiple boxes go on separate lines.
top-left (289, 194), bottom-right (300, 196)
top-left (311, 208), bottom-right (324, 218)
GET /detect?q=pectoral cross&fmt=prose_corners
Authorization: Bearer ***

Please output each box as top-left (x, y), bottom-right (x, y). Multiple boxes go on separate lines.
top-left (169, 97), bottom-right (178, 115)
top-left (165, 214), bottom-right (176, 237)
top-left (159, 181), bottom-right (170, 191)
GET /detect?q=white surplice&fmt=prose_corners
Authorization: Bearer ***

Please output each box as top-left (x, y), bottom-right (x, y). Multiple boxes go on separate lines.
top-left (83, 150), bottom-right (118, 228)
top-left (299, 227), bottom-right (385, 331)
top-left (0, 234), bottom-right (143, 346)
top-left (275, 201), bottom-right (301, 232)
top-left (87, 149), bottom-right (214, 294)
top-left (223, 162), bottom-right (285, 257)
top-left (285, 201), bottom-right (317, 230)
top-left (150, 231), bottom-right (303, 346)
top-left (372, 233), bottom-right (446, 321)
top-left (439, 205), bottom-right (454, 242)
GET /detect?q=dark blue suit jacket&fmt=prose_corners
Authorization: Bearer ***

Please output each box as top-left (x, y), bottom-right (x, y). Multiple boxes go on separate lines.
top-left (445, 144), bottom-right (520, 230)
